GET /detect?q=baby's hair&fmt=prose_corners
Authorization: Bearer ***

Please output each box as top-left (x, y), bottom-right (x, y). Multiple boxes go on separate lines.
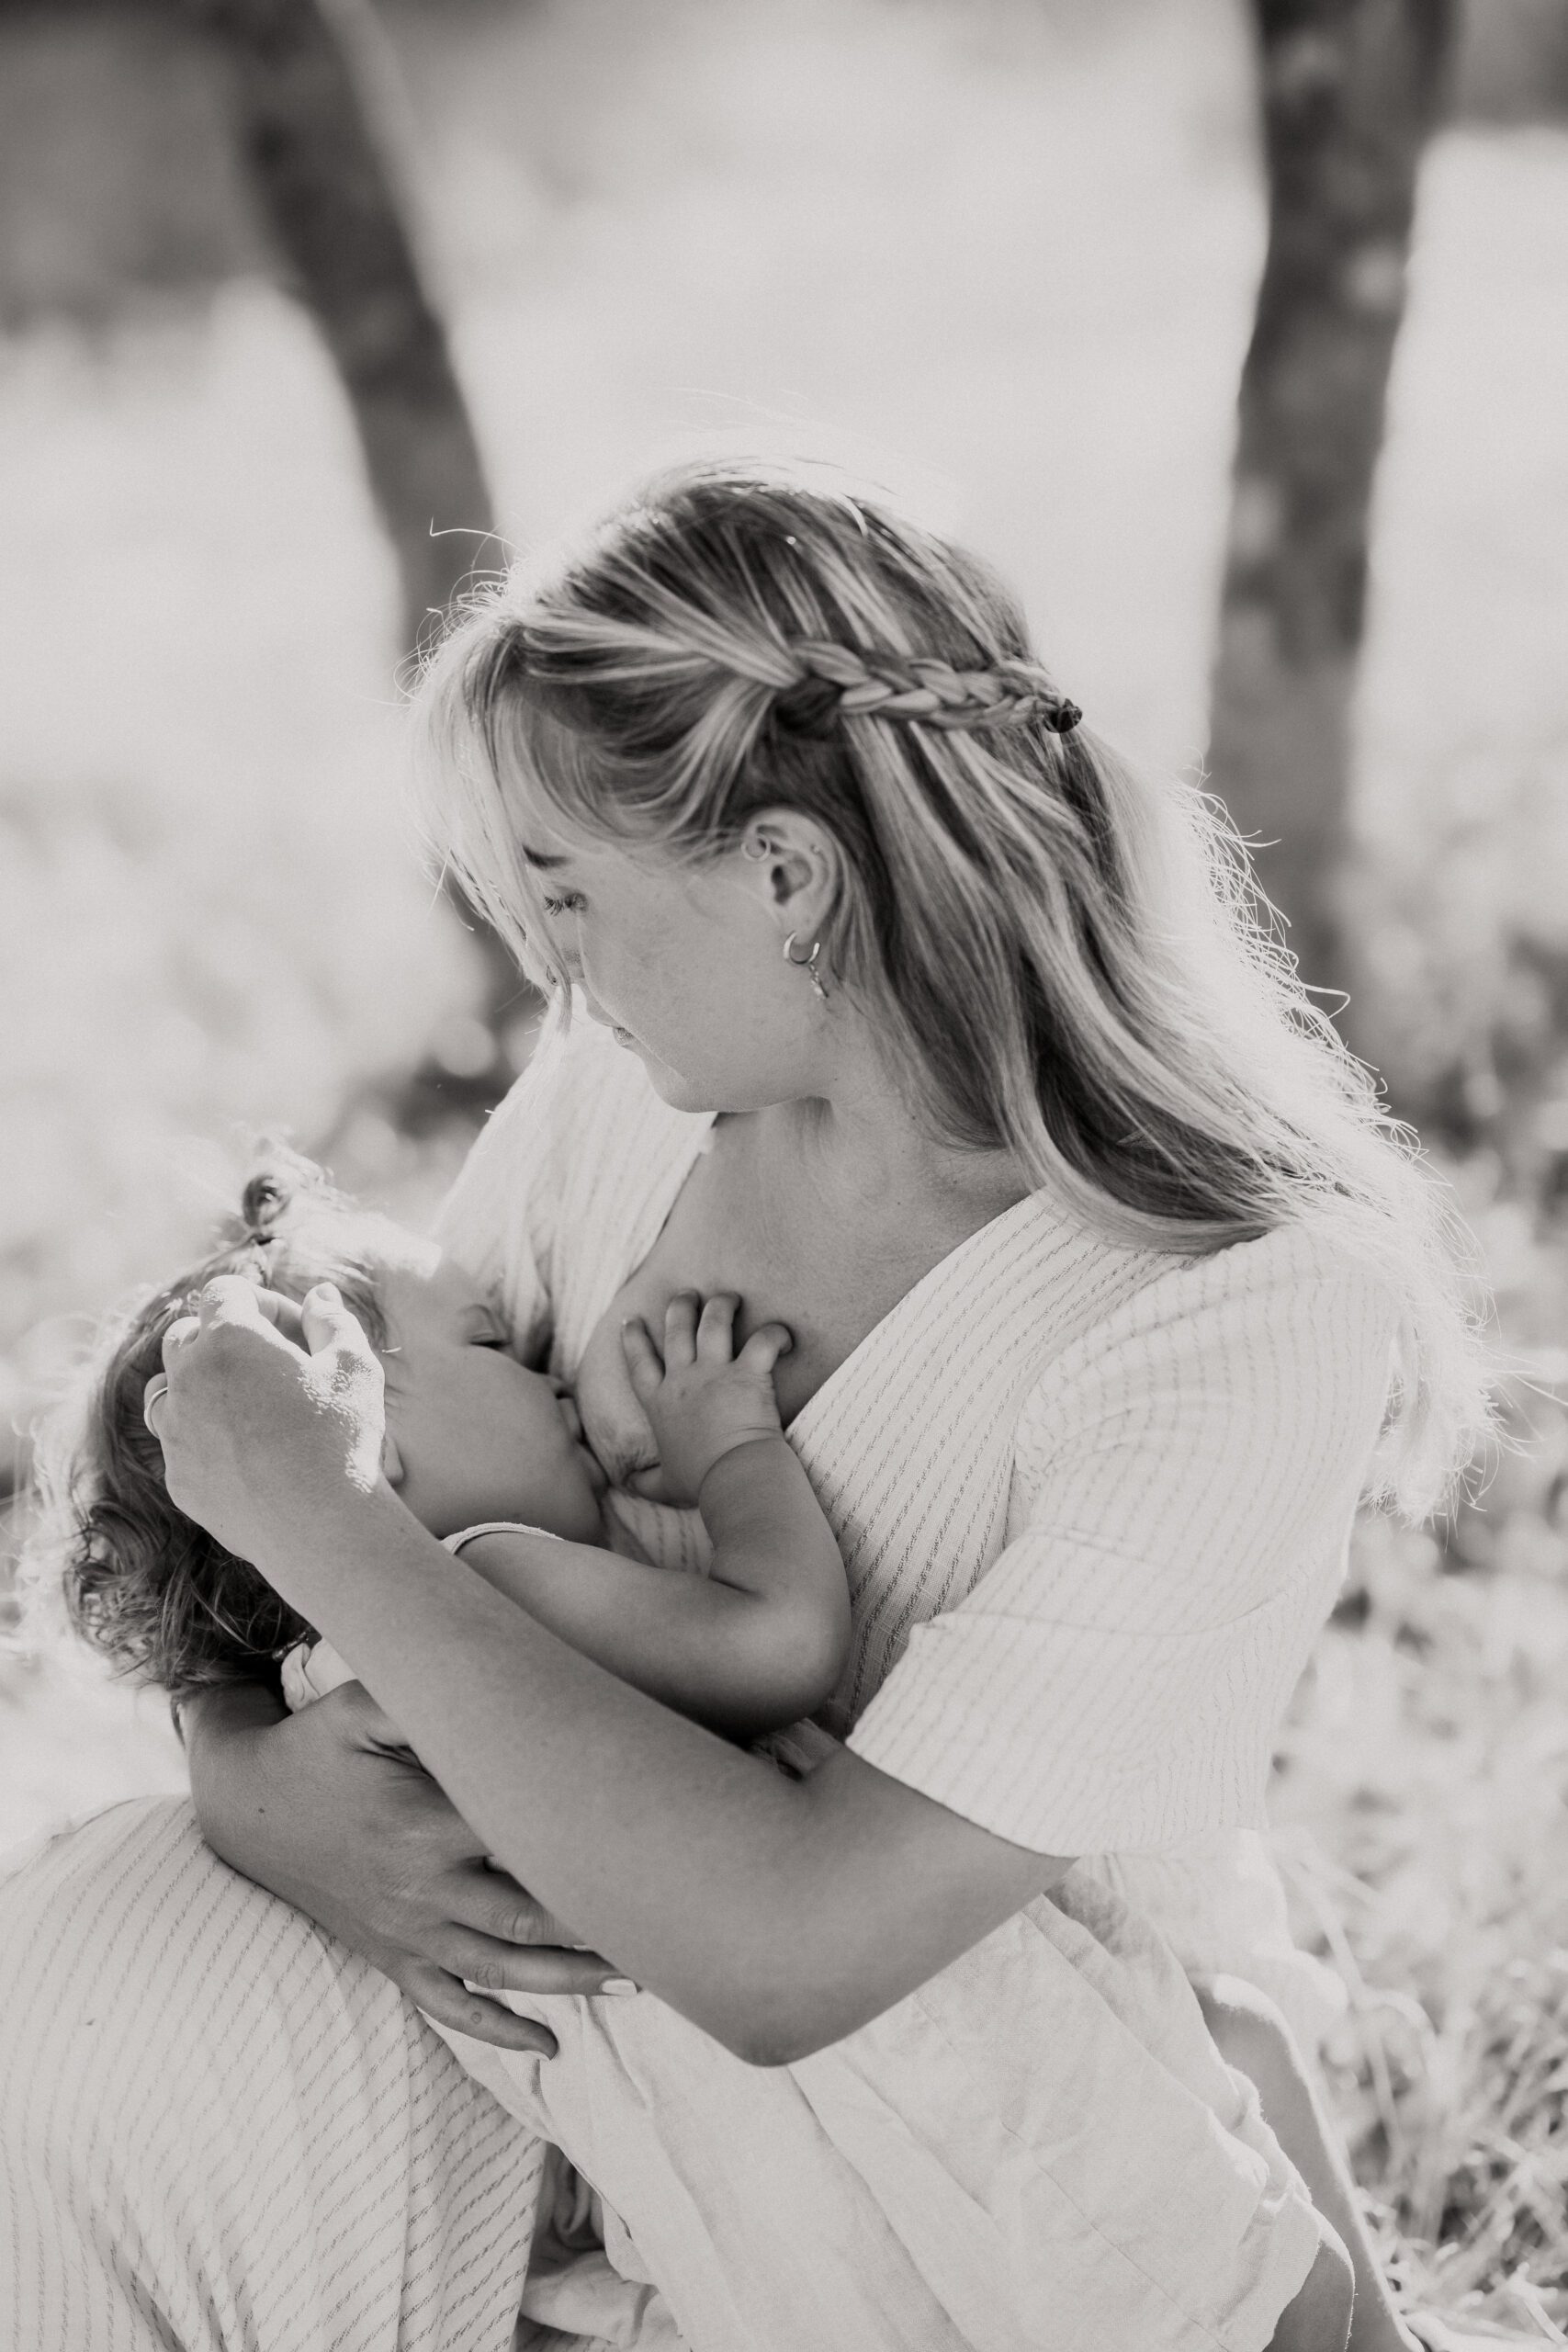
top-left (28, 1148), bottom-right (391, 1711)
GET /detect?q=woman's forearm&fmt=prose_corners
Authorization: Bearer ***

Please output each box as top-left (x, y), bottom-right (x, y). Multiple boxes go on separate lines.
top-left (250, 1489), bottom-right (1064, 2061)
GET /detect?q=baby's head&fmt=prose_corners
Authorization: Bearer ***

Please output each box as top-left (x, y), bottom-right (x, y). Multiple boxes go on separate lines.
top-left (41, 1149), bottom-right (604, 1702)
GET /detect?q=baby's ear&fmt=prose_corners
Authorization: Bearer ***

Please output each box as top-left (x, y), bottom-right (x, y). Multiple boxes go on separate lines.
top-left (380, 1430), bottom-right (406, 1487)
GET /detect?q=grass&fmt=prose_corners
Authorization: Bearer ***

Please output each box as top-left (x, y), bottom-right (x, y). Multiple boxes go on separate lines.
top-left (1269, 1294), bottom-right (1568, 2335)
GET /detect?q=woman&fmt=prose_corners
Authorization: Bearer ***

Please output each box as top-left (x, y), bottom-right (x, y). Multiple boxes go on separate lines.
top-left (0, 462), bottom-right (1486, 2350)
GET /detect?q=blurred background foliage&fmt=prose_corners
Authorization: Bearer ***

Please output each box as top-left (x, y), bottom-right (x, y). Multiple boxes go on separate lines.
top-left (2, 0), bottom-right (1567, 2328)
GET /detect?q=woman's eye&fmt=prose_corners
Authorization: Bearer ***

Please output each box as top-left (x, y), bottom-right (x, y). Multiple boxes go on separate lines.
top-left (541, 891), bottom-right (584, 917)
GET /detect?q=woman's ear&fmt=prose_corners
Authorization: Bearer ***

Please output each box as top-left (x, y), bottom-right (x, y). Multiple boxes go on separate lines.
top-left (738, 806), bottom-right (843, 942)
top-left (380, 1430), bottom-right (406, 1488)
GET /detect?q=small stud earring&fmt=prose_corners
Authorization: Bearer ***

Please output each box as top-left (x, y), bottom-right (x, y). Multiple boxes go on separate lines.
top-left (783, 931), bottom-right (828, 1000)
top-left (741, 833), bottom-right (771, 862)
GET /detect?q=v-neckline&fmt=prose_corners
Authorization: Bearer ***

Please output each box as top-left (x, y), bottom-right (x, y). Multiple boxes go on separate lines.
top-left (784, 1184), bottom-right (1050, 1448)
top-left (599, 1102), bottom-right (1056, 1446)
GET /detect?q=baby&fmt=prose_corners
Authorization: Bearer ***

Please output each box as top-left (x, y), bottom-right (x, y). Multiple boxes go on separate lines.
top-left (47, 1149), bottom-right (850, 1753)
top-left (39, 1150), bottom-right (864, 2343)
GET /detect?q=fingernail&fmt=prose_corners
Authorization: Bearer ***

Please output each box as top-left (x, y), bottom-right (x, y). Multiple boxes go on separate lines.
top-left (600, 1976), bottom-right (639, 1996)
top-left (310, 1282), bottom-right (340, 1305)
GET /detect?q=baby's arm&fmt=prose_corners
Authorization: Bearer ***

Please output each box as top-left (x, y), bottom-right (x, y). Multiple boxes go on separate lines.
top-left (457, 1294), bottom-right (849, 1743)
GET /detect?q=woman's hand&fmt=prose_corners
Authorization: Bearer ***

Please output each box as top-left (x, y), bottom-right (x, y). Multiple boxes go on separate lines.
top-left (150, 1276), bottom-right (385, 1575)
top-left (185, 1678), bottom-right (629, 2053)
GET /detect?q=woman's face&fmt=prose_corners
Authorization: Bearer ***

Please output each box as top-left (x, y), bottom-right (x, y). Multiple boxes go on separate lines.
top-left (516, 804), bottom-right (836, 1114)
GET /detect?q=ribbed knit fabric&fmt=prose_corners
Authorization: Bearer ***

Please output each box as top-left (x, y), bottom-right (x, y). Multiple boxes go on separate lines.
top-left (0, 1018), bottom-right (1395, 2351)
top-left (0, 1798), bottom-right (538, 2351)
top-left (437, 1015), bottom-right (1397, 2040)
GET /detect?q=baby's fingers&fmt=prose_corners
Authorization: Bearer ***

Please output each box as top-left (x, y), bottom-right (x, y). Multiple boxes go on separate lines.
top-left (662, 1290), bottom-right (700, 1369)
top-left (620, 1316), bottom-right (664, 1404)
top-left (738, 1320), bottom-right (795, 1374)
top-left (696, 1293), bottom-right (740, 1363)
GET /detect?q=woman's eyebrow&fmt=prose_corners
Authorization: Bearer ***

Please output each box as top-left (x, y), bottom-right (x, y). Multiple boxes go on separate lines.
top-left (520, 845), bottom-right (568, 870)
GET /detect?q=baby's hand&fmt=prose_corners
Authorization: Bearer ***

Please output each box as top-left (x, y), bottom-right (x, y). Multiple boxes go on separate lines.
top-left (620, 1292), bottom-right (793, 1507)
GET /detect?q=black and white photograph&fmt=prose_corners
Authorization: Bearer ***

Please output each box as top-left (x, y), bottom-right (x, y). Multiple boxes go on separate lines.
top-left (3, 2), bottom-right (1566, 2346)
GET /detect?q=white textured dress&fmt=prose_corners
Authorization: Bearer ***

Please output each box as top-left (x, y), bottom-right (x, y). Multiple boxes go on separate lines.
top-left (0, 1015), bottom-right (1398, 2352)
top-left (415, 1017), bottom-right (1398, 2351)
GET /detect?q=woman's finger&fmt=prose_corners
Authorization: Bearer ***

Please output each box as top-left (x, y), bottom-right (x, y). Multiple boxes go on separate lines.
top-left (299, 1280), bottom-right (375, 1364)
top-left (194, 1274), bottom-right (272, 1331)
top-left (160, 1313), bottom-right (200, 1369)
top-left (395, 1960), bottom-right (559, 2056)
top-left (739, 1320), bottom-right (795, 1374)
top-left (696, 1292), bottom-right (740, 1363)
top-left (447, 1859), bottom-right (581, 1951)
top-left (251, 1287), bottom-right (308, 1345)
top-left (662, 1289), bottom-right (700, 1368)
top-left (620, 1315), bottom-right (664, 1403)
top-left (294, 1282), bottom-right (385, 1486)
top-left (434, 1930), bottom-right (629, 1999)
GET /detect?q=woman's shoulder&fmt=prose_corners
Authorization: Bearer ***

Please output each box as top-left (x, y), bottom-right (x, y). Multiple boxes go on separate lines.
top-left (1068, 1214), bottom-right (1396, 1351)
top-left (1014, 1211), bottom-right (1400, 1442)
top-left (1195, 1218), bottom-right (1400, 1367)
top-left (999, 1216), bottom-right (1402, 1609)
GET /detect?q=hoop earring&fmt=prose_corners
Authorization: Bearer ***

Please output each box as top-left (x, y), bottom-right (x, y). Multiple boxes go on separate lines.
top-left (783, 931), bottom-right (828, 1000)
top-left (740, 832), bottom-right (772, 862)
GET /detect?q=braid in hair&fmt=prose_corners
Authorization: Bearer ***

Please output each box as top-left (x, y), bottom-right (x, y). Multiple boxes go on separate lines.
top-left (773, 641), bottom-right (1082, 738)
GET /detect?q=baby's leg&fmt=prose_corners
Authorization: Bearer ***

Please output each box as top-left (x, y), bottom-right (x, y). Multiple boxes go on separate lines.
top-left (1199, 1976), bottom-right (1418, 2352)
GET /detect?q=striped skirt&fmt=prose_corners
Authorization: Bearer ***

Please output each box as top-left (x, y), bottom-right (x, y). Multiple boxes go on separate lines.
top-left (0, 1796), bottom-right (553, 2352)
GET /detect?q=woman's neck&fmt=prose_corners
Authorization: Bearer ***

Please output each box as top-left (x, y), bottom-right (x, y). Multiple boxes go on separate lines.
top-left (750, 1040), bottom-right (1031, 1236)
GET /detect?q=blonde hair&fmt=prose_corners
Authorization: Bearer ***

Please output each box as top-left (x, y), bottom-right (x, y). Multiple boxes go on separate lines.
top-left (414, 458), bottom-right (1491, 1517)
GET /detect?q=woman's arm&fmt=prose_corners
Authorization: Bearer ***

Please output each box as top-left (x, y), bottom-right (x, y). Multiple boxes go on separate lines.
top-left (156, 1280), bottom-right (1066, 2064)
top-left (254, 1488), bottom-right (1066, 2063)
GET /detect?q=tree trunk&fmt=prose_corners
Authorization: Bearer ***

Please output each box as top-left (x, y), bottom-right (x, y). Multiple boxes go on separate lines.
top-left (1208, 0), bottom-right (1455, 1010)
top-left (197, 0), bottom-right (525, 1099)
top-left (197, 0), bottom-right (491, 651)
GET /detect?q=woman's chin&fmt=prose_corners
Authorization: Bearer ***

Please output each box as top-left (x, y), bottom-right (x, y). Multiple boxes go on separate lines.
top-left (609, 1028), bottom-right (767, 1117)
top-left (632, 1050), bottom-right (717, 1114)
